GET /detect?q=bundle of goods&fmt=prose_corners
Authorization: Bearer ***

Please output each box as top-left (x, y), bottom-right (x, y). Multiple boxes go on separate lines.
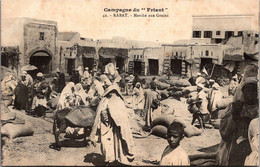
top-left (158, 77), bottom-right (170, 84)
top-left (151, 115), bottom-right (202, 138)
top-left (182, 86), bottom-right (197, 97)
top-left (160, 99), bottom-right (191, 118)
top-left (1, 104), bottom-right (34, 140)
top-left (170, 78), bottom-right (191, 87)
top-left (154, 81), bottom-right (170, 90)
top-left (158, 90), bottom-right (169, 100)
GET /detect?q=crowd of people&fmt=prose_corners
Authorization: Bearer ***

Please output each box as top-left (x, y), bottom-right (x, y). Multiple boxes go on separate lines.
top-left (2, 61), bottom-right (258, 166)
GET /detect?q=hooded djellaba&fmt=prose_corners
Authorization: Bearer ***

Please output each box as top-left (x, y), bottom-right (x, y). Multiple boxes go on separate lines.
top-left (89, 84), bottom-right (135, 165)
top-left (216, 63), bottom-right (259, 166)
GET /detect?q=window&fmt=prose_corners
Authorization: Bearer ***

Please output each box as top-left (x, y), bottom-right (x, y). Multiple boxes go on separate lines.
top-left (180, 52), bottom-right (182, 57)
top-left (39, 32), bottom-right (44, 40)
top-left (193, 31), bottom-right (201, 38)
top-left (176, 52), bottom-right (178, 57)
top-left (205, 50), bottom-right (209, 56)
top-left (238, 31), bottom-right (243, 37)
top-left (225, 31), bottom-right (234, 39)
top-left (255, 34), bottom-right (259, 38)
top-left (137, 55), bottom-right (139, 59)
top-left (216, 31), bottom-right (221, 35)
top-left (204, 31), bottom-right (212, 38)
top-left (201, 51), bottom-right (203, 56)
top-left (247, 34), bottom-right (251, 37)
top-left (134, 55), bottom-right (136, 59)
top-left (211, 51), bottom-right (213, 56)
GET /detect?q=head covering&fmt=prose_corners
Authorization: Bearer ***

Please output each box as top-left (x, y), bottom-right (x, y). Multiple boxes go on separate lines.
top-left (37, 72), bottom-right (43, 77)
top-left (197, 83), bottom-right (204, 89)
top-left (209, 79), bottom-right (215, 83)
top-left (212, 83), bottom-right (220, 90)
top-left (85, 67), bottom-right (89, 70)
top-left (197, 72), bottom-right (201, 76)
top-left (103, 84), bottom-right (124, 100)
top-left (22, 71), bottom-right (27, 75)
top-left (241, 77), bottom-right (258, 90)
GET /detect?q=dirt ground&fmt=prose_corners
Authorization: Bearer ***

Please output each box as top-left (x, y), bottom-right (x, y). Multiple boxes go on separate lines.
top-left (2, 105), bottom-right (221, 166)
top-left (2, 75), bottom-right (227, 166)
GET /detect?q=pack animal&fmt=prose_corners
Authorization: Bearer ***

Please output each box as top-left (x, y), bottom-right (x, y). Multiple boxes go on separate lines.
top-left (49, 107), bottom-right (94, 151)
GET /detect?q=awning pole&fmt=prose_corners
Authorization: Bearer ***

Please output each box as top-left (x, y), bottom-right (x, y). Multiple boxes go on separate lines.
top-left (210, 63), bottom-right (216, 78)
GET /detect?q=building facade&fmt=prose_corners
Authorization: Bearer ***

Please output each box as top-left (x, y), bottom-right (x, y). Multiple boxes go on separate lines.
top-left (2, 17), bottom-right (58, 77)
top-left (192, 15), bottom-right (255, 44)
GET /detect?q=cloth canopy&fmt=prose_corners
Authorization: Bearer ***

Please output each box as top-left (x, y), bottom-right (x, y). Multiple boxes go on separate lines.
top-left (99, 54), bottom-right (115, 59)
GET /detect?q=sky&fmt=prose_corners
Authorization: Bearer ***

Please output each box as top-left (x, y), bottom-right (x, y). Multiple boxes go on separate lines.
top-left (1, 0), bottom-right (259, 43)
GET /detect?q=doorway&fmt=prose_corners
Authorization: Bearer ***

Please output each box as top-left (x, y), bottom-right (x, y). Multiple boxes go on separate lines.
top-left (116, 57), bottom-right (125, 72)
top-left (134, 61), bottom-right (142, 75)
top-left (83, 58), bottom-right (94, 71)
top-left (30, 51), bottom-right (52, 74)
top-left (200, 58), bottom-right (213, 71)
top-left (148, 59), bottom-right (159, 75)
top-left (67, 59), bottom-right (75, 75)
top-left (171, 59), bottom-right (182, 75)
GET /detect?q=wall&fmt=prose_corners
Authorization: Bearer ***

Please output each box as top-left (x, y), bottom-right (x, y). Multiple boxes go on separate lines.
top-left (144, 47), bottom-right (164, 75)
top-left (23, 19), bottom-right (57, 73)
top-left (192, 15), bottom-right (254, 40)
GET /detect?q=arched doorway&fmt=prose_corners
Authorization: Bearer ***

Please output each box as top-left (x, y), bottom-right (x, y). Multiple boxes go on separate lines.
top-left (30, 51), bottom-right (52, 75)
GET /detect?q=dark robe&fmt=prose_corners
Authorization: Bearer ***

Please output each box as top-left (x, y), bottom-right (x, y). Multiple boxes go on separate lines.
top-left (57, 72), bottom-right (66, 93)
top-left (14, 81), bottom-right (28, 110)
top-left (70, 72), bottom-right (80, 84)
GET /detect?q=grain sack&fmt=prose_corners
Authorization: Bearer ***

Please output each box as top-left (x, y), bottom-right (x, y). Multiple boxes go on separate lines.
top-left (161, 99), bottom-right (191, 118)
top-left (158, 90), bottom-right (169, 100)
top-left (161, 104), bottom-right (175, 115)
top-left (1, 123), bottom-right (34, 139)
top-left (175, 79), bottom-right (191, 87)
top-left (151, 125), bottom-right (167, 139)
top-left (1, 103), bottom-right (15, 121)
top-left (158, 77), bottom-right (170, 84)
top-left (170, 79), bottom-right (191, 87)
top-left (155, 81), bottom-right (170, 90)
top-left (171, 86), bottom-right (185, 92)
top-left (2, 95), bottom-right (13, 106)
top-left (216, 97), bottom-right (233, 110)
top-left (184, 125), bottom-right (202, 137)
top-left (152, 115), bottom-right (189, 128)
top-left (182, 86), bottom-right (197, 95)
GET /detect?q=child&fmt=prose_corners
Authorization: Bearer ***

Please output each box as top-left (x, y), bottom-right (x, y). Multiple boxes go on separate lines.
top-left (160, 122), bottom-right (190, 166)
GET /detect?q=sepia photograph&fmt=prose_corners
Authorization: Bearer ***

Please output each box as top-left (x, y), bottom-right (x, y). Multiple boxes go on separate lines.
top-left (1, 0), bottom-right (259, 166)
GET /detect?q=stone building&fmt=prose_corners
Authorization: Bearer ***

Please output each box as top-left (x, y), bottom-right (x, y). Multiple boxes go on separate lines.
top-left (57, 32), bottom-right (97, 75)
top-left (128, 47), bottom-right (163, 75)
top-left (162, 38), bottom-right (224, 77)
top-left (2, 17), bottom-right (58, 77)
top-left (192, 15), bottom-right (255, 44)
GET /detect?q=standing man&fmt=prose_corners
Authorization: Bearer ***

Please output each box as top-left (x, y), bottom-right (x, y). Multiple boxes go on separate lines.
top-left (31, 73), bottom-right (50, 117)
top-left (56, 69), bottom-right (66, 93)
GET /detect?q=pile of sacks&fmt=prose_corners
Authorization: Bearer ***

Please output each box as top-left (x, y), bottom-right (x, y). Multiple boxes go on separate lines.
top-left (153, 77), bottom-right (211, 101)
top-left (1, 104), bottom-right (34, 140)
top-left (151, 115), bottom-right (202, 138)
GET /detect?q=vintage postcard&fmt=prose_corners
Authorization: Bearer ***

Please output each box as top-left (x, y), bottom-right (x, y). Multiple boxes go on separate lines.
top-left (1, 0), bottom-right (259, 166)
